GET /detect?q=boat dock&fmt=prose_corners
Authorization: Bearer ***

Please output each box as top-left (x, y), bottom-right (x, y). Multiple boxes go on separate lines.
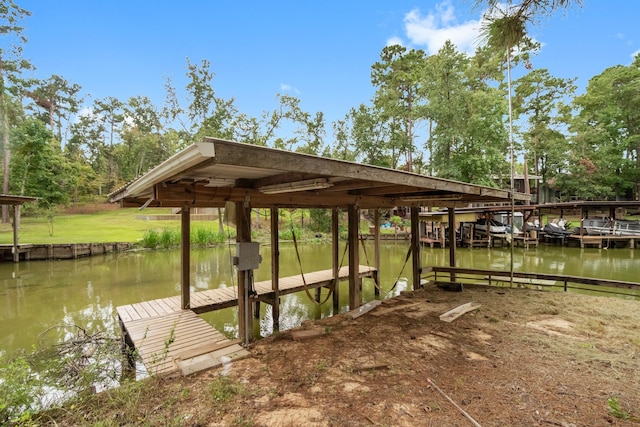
top-left (568, 235), bottom-right (639, 249)
top-left (117, 265), bottom-right (377, 377)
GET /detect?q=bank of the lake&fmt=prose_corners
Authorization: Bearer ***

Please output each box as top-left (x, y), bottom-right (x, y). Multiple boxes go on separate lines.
top-left (2, 242), bottom-right (638, 360)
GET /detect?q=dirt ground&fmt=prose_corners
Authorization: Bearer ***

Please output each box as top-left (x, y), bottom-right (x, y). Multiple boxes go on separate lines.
top-left (46, 285), bottom-right (640, 427)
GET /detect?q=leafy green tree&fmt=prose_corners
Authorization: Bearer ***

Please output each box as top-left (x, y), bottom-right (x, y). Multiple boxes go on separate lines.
top-left (348, 104), bottom-right (392, 168)
top-left (10, 118), bottom-right (68, 206)
top-left (513, 68), bottom-right (576, 200)
top-left (68, 112), bottom-right (108, 194)
top-left (93, 96), bottom-right (125, 190)
top-left (371, 45), bottom-right (428, 171)
top-left (1, 0), bottom-right (32, 222)
top-left (559, 57), bottom-right (640, 199)
top-left (24, 74), bottom-right (82, 145)
top-left (423, 42), bottom-right (508, 185)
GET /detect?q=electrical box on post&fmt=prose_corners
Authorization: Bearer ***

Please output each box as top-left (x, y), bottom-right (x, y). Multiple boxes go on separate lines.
top-left (233, 242), bottom-right (262, 271)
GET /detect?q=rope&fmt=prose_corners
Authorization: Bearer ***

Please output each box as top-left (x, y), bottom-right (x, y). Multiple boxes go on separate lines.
top-left (291, 223), bottom-right (336, 306)
top-left (358, 233), bottom-right (382, 292)
top-left (388, 245), bottom-right (413, 294)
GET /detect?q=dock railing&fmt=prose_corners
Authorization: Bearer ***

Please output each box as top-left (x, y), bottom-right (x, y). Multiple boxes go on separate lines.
top-left (421, 266), bottom-right (640, 298)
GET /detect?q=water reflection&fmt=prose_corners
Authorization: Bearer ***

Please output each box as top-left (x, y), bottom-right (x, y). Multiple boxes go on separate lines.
top-left (1, 242), bottom-right (638, 358)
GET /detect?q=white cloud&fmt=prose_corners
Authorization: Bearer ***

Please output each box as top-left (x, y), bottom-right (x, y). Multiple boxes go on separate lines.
top-left (385, 36), bottom-right (404, 47)
top-left (403, 1), bottom-right (483, 55)
top-left (280, 83), bottom-right (300, 94)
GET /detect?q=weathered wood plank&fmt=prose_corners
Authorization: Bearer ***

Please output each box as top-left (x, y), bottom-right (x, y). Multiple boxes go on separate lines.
top-left (439, 302), bottom-right (482, 323)
top-left (345, 299), bottom-right (382, 319)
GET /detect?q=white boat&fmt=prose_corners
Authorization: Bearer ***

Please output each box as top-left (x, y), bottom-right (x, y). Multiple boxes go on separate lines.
top-left (583, 218), bottom-right (613, 235)
top-left (613, 219), bottom-right (640, 237)
top-left (474, 218), bottom-right (507, 235)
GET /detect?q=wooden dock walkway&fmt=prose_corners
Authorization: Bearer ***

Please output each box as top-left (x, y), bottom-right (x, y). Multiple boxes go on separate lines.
top-left (117, 265), bottom-right (377, 377)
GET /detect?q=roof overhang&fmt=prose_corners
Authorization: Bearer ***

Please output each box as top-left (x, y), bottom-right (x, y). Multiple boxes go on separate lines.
top-left (108, 137), bottom-right (530, 209)
top-left (0, 194), bottom-right (38, 206)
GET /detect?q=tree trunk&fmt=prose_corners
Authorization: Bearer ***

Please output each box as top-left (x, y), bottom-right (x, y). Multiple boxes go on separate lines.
top-left (1, 93), bottom-right (10, 223)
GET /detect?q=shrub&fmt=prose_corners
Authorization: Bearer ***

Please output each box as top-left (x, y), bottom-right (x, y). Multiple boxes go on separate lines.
top-left (141, 229), bottom-right (160, 248)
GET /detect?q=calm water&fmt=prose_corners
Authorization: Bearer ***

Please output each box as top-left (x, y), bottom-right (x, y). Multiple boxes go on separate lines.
top-left (1, 242), bottom-right (638, 359)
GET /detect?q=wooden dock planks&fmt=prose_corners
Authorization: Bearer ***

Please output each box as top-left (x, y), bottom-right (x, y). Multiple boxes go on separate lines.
top-left (122, 310), bottom-right (248, 377)
top-left (117, 265), bottom-right (376, 376)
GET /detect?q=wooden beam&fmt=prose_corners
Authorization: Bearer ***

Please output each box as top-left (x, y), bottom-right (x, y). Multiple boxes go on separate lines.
top-left (347, 205), bottom-right (360, 309)
top-left (236, 201), bottom-right (253, 345)
top-left (180, 204), bottom-right (191, 309)
top-left (332, 208), bottom-right (340, 310)
top-left (410, 207), bottom-right (421, 290)
top-left (270, 207), bottom-right (280, 330)
top-left (12, 205), bottom-right (19, 263)
top-left (374, 209), bottom-right (381, 296)
top-left (448, 209), bottom-right (457, 282)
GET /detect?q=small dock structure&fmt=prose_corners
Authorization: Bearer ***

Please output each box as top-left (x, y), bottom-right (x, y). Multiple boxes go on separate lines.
top-left (117, 265), bottom-right (377, 377)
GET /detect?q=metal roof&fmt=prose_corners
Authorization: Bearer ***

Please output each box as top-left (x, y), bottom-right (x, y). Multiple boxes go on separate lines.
top-left (108, 137), bottom-right (529, 209)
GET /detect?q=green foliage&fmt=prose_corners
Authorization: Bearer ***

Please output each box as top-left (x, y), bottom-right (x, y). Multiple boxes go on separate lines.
top-left (208, 375), bottom-right (244, 403)
top-left (142, 226), bottom-right (230, 248)
top-left (309, 208), bottom-right (331, 233)
top-left (141, 228), bottom-right (161, 248)
top-left (607, 397), bottom-right (637, 421)
top-left (10, 118), bottom-right (69, 206)
top-left (192, 227), bottom-right (227, 245)
top-left (278, 226), bottom-right (301, 241)
top-left (0, 354), bottom-right (41, 424)
top-left (159, 228), bottom-right (179, 248)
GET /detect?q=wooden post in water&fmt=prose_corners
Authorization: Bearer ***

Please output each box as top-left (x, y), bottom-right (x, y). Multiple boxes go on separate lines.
top-left (448, 208), bottom-right (457, 282)
top-left (236, 201), bottom-right (253, 345)
top-left (12, 205), bottom-right (20, 263)
top-left (347, 205), bottom-right (360, 309)
top-left (332, 208), bottom-right (340, 310)
top-left (270, 207), bottom-right (280, 330)
top-left (410, 206), bottom-right (421, 290)
top-left (374, 209), bottom-right (381, 295)
top-left (180, 204), bottom-right (191, 309)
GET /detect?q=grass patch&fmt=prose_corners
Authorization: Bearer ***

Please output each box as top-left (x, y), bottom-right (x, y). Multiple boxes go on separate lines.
top-left (0, 208), bottom-right (180, 244)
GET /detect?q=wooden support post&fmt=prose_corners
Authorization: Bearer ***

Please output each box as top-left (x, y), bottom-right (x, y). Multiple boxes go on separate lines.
top-left (181, 204), bottom-right (191, 310)
top-left (374, 209), bottom-right (381, 296)
top-left (448, 208), bottom-right (457, 282)
top-left (410, 207), bottom-right (421, 290)
top-left (12, 205), bottom-right (19, 263)
top-left (236, 201), bottom-right (253, 345)
top-left (332, 208), bottom-right (340, 310)
top-left (348, 205), bottom-right (360, 310)
top-left (271, 207), bottom-right (280, 330)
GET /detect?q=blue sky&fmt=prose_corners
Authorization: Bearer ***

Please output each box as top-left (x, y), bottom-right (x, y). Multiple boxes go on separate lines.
top-left (17, 0), bottom-right (640, 139)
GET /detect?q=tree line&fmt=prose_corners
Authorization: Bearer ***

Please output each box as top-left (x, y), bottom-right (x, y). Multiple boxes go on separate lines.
top-left (1, 1), bottom-right (637, 223)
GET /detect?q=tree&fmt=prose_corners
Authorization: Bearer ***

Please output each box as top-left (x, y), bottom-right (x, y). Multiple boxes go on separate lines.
top-left (1, 0), bottom-right (32, 222)
top-left (474, 0), bottom-right (581, 20)
top-left (514, 68), bottom-right (576, 201)
top-left (424, 42), bottom-right (508, 185)
top-left (93, 96), bottom-right (125, 190)
top-left (348, 104), bottom-right (392, 168)
top-left (559, 58), bottom-right (640, 200)
top-left (371, 45), bottom-right (428, 172)
top-left (24, 74), bottom-right (82, 145)
top-left (10, 118), bottom-right (68, 206)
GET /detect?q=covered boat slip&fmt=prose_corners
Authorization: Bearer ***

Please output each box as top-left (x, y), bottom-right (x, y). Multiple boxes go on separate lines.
top-left (108, 137), bottom-right (525, 375)
top-left (539, 200), bottom-right (640, 248)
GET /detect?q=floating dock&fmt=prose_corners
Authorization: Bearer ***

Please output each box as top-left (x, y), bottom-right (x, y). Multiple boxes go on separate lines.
top-left (117, 265), bottom-right (377, 377)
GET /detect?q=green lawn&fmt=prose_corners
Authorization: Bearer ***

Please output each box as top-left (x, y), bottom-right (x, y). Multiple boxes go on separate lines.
top-left (0, 206), bottom-right (386, 245)
top-left (0, 208), bottom-right (185, 244)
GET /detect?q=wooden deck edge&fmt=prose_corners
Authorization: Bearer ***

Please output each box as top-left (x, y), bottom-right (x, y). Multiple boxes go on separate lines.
top-left (174, 344), bottom-right (251, 376)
